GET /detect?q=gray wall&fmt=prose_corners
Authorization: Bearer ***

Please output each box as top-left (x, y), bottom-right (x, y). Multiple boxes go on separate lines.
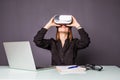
top-left (0, 0), bottom-right (120, 66)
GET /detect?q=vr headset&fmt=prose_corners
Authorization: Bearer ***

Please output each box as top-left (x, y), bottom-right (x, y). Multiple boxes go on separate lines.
top-left (54, 15), bottom-right (72, 24)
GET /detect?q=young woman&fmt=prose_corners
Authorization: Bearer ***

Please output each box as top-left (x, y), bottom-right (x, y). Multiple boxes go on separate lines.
top-left (34, 16), bottom-right (90, 65)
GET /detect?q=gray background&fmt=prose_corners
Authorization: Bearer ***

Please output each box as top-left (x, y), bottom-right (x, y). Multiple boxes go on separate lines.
top-left (0, 0), bottom-right (120, 67)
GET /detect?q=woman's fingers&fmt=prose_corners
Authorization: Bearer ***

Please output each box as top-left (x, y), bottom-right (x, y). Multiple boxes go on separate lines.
top-left (66, 16), bottom-right (80, 27)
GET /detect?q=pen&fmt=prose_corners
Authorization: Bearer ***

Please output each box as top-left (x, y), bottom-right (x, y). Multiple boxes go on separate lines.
top-left (68, 65), bottom-right (78, 69)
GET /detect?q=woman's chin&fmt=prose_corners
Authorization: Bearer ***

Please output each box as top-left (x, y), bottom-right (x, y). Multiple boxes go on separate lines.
top-left (59, 31), bottom-right (68, 33)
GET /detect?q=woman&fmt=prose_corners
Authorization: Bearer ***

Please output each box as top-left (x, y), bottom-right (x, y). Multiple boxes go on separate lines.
top-left (34, 16), bottom-right (90, 65)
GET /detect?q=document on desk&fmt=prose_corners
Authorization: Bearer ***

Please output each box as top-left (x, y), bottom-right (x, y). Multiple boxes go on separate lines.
top-left (55, 65), bottom-right (86, 74)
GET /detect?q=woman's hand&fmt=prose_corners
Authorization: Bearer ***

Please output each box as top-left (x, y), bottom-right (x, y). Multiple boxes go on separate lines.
top-left (67, 16), bottom-right (82, 29)
top-left (44, 17), bottom-right (60, 29)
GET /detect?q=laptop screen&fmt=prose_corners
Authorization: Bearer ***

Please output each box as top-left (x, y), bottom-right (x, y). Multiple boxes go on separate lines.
top-left (3, 41), bottom-right (36, 70)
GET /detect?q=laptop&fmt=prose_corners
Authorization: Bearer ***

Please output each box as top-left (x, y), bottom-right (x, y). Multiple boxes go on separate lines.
top-left (3, 41), bottom-right (47, 71)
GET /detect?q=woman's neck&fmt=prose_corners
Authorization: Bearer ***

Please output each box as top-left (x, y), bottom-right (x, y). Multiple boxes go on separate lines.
top-left (59, 33), bottom-right (68, 47)
top-left (59, 33), bottom-right (68, 41)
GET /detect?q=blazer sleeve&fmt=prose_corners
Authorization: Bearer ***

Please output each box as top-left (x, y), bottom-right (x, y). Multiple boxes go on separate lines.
top-left (75, 28), bottom-right (90, 49)
top-left (33, 28), bottom-right (52, 50)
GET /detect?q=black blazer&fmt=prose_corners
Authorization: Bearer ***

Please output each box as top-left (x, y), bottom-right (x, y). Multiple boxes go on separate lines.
top-left (34, 28), bottom-right (90, 65)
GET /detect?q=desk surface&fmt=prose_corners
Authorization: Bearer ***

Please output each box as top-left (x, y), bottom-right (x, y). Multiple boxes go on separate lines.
top-left (0, 66), bottom-right (120, 80)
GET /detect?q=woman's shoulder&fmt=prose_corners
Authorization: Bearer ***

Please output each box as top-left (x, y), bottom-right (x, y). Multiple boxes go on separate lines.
top-left (72, 38), bottom-right (79, 41)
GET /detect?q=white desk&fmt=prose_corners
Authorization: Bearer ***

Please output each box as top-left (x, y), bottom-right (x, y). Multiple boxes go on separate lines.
top-left (0, 66), bottom-right (120, 80)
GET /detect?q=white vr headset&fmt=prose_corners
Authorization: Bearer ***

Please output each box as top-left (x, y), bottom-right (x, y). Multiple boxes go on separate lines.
top-left (54, 15), bottom-right (72, 24)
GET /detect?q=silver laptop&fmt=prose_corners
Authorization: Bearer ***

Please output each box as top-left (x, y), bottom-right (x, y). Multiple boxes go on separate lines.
top-left (3, 41), bottom-right (45, 71)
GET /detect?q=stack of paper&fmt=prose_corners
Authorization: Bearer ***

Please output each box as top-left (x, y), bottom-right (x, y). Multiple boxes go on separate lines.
top-left (55, 65), bottom-right (86, 74)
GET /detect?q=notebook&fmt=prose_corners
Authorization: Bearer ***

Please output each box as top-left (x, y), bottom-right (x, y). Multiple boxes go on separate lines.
top-left (56, 65), bottom-right (86, 74)
top-left (3, 41), bottom-right (47, 71)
